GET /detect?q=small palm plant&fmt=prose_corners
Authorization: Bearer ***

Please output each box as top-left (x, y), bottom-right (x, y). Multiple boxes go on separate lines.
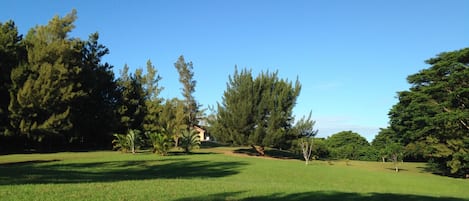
top-left (180, 129), bottom-right (201, 153)
top-left (112, 133), bottom-right (131, 153)
top-left (127, 129), bottom-right (141, 154)
top-left (112, 129), bottom-right (141, 154)
top-left (147, 131), bottom-right (173, 156)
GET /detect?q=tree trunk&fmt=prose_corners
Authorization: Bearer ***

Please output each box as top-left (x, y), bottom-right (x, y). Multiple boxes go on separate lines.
top-left (393, 154), bottom-right (398, 172)
top-left (382, 156), bottom-right (385, 163)
top-left (174, 137), bottom-right (179, 148)
top-left (251, 145), bottom-right (265, 156)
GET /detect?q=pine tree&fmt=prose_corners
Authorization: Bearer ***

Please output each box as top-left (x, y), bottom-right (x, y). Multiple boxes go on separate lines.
top-left (212, 67), bottom-right (302, 153)
top-left (116, 65), bottom-right (146, 133)
top-left (174, 55), bottom-right (200, 129)
top-left (0, 20), bottom-right (24, 135)
top-left (142, 60), bottom-right (163, 133)
top-left (69, 32), bottom-right (118, 148)
top-left (213, 67), bottom-right (257, 145)
top-left (8, 10), bottom-right (84, 148)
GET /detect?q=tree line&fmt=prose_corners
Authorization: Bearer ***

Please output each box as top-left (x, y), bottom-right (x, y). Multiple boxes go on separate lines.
top-left (1, 10), bottom-right (467, 177)
top-left (0, 10), bottom-right (315, 154)
top-left (0, 11), bottom-right (202, 152)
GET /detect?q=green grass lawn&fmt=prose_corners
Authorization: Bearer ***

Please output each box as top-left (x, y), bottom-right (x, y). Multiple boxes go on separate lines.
top-left (1, 147), bottom-right (468, 201)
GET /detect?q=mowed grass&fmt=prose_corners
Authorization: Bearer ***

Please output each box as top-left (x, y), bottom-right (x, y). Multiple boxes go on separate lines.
top-left (0, 147), bottom-right (468, 201)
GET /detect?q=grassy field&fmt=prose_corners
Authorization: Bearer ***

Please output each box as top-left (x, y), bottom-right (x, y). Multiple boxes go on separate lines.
top-left (1, 147), bottom-right (468, 201)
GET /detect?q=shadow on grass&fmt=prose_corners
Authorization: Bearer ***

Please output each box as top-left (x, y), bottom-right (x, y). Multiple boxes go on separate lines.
top-left (386, 168), bottom-right (409, 172)
top-left (166, 151), bottom-right (217, 156)
top-left (0, 156), bottom-right (247, 185)
top-left (175, 191), bottom-right (247, 201)
top-left (174, 191), bottom-right (467, 201)
top-left (0, 159), bottom-right (61, 166)
top-left (234, 148), bottom-right (301, 160)
top-left (200, 141), bottom-right (229, 148)
top-left (417, 164), bottom-right (454, 177)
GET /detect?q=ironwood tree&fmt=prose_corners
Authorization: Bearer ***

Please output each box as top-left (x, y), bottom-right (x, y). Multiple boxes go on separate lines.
top-left (142, 60), bottom-right (164, 134)
top-left (115, 65), bottom-right (147, 134)
top-left (388, 47), bottom-right (469, 176)
top-left (211, 67), bottom-right (304, 154)
top-left (174, 55), bottom-right (200, 130)
top-left (0, 21), bottom-right (24, 137)
top-left (68, 32), bottom-right (119, 148)
top-left (7, 10), bottom-right (85, 149)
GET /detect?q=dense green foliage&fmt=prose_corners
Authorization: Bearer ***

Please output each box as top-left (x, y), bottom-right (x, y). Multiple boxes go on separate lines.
top-left (385, 48), bottom-right (469, 176)
top-left (180, 129), bottom-right (201, 153)
top-left (8, 11), bottom-right (84, 146)
top-left (211, 68), bottom-right (304, 150)
top-left (115, 65), bottom-right (147, 133)
top-left (1, 11), bottom-right (118, 150)
top-left (112, 129), bottom-right (142, 154)
top-left (69, 33), bottom-right (119, 148)
top-left (1, 150), bottom-right (468, 201)
top-left (159, 98), bottom-right (187, 147)
top-left (0, 11), bottom-right (200, 152)
top-left (326, 131), bottom-right (375, 161)
top-left (147, 131), bottom-right (173, 155)
top-left (0, 20), bottom-right (24, 136)
top-left (0, 11), bottom-right (123, 151)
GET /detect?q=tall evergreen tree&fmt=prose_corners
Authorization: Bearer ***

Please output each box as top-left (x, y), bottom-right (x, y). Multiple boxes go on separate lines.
top-left (69, 32), bottom-right (118, 148)
top-left (212, 67), bottom-right (302, 152)
top-left (388, 47), bottom-right (469, 176)
top-left (142, 60), bottom-right (163, 133)
top-left (8, 10), bottom-right (84, 148)
top-left (174, 55), bottom-right (200, 129)
top-left (212, 68), bottom-right (257, 145)
top-left (251, 71), bottom-right (301, 149)
top-left (116, 65), bottom-right (147, 133)
top-left (0, 20), bottom-right (24, 135)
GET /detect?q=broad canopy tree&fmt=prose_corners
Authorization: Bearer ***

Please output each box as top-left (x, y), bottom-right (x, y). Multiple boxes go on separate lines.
top-left (388, 47), bottom-right (469, 176)
top-left (326, 131), bottom-right (371, 160)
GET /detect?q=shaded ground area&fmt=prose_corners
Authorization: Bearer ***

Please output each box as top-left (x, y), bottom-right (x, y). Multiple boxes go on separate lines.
top-left (175, 191), bottom-right (468, 201)
top-left (0, 156), bottom-right (247, 185)
top-left (233, 148), bottom-right (301, 160)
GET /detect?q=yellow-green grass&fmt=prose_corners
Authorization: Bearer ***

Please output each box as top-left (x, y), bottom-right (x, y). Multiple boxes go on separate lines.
top-left (0, 148), bottom-right (468, 201)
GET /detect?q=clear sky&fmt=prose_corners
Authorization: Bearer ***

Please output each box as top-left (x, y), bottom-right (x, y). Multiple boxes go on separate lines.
top-left (1, 0), bottom-right (468, 141)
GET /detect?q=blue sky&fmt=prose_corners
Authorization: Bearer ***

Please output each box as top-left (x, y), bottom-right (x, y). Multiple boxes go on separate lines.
top-left (2, 0), bottom-right (468, 141)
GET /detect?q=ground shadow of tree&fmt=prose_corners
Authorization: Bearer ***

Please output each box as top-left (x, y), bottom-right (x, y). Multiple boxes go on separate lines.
top-left (174, 191), bottom-right (468, 201)
top-left (234, 148), bottom-right (301, 160)
top-left (0, 156), bottom-right (247, 185)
